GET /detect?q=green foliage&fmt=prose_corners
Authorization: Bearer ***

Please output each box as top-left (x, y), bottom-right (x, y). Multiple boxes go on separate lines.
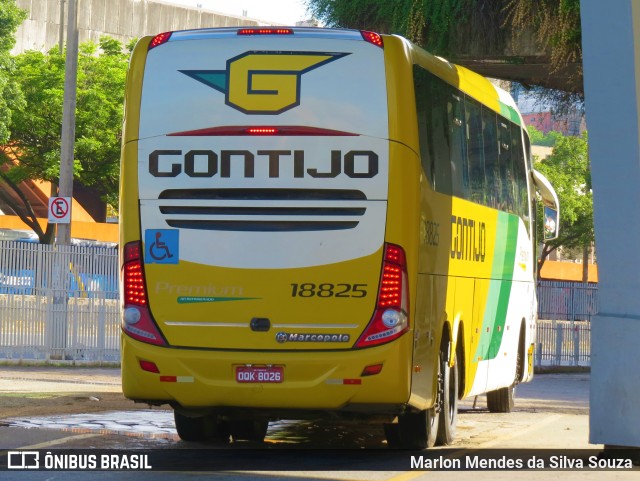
top-left (0, 0), bottom-right (27, 144)
top-left (534, 132), bottom-right (593, 270)
top-left (8, 37), bottom-right (128, 203)
top-left (505, 0), bottom-right (582, 92)
top-left (305, 0), bottom-right (471, 52)
top-left (307, 1), bottom-right (583, 92)
top-left (1, 37), bottom-right (129, 242)
top-left (527, 125), bottom-right (563, 147)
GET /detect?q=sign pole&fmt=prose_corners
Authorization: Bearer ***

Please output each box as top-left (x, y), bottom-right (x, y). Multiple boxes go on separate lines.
top-left (49, 0), bottom-right (78, 359)
top-left (57, 0), bottom-right (78, 246)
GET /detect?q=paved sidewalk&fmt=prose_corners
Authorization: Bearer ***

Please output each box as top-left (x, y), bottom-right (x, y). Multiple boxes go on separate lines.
top-left (0, 366), bottom-right (122, 393)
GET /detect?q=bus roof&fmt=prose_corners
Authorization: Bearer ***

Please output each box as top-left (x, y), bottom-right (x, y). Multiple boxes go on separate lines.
top-left (405, 36), bottom-right (524, 127)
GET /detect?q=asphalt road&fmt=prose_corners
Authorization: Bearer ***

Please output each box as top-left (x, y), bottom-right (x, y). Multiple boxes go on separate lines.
top-left (0, 369), bottom-right (638, 480)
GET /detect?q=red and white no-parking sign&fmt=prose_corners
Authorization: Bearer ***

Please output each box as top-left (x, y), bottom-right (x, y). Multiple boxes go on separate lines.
top-left (48, 197), bottom-right (71, 224)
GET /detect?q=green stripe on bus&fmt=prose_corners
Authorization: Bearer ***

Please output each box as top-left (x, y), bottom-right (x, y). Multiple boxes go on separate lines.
top-left (475, 213), bottom-right (519, 361)
top-left (500, 103), bottom-right (522, 126)
top-left (487, 214), bottom-right (518, 358)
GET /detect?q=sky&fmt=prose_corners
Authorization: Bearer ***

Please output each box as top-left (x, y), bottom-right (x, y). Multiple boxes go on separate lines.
top-left (163, 0), bottom-right (312, 26)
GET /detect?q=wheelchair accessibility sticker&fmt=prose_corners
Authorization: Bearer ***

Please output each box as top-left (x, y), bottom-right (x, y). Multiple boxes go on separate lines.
top-left (145, 229), bottom-right (179, 264)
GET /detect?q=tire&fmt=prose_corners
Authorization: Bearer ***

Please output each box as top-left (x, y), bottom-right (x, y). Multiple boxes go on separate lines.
top-left (174, 411), bottom-right (207, 442)
top-left (486, 384), bottom-right (515, 413)
top-left (228, 419), bottom-right (269, 442)
top-left (387, 350), bottom-right (443, 449)
top-left (393, 406), bottom-right (439, 449)
top-left (174, 411), bottom-right (230, 443)
top-left (487, 329), bottom-right (523, 413)
top-left (436, 350), bottom-right (458, 445)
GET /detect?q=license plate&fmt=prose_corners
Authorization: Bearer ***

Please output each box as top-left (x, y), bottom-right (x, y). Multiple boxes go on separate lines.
top-left (235, 365), bottom-right (284, 383)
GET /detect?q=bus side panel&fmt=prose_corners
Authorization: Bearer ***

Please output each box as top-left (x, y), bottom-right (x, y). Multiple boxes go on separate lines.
top-left (465, 214), bottom-right (536, 397)
top-left (383, 39), bottom-right (432, 410)
top-left (419, 193), bottom-right (528, 399)
top-left (483, 219), bottom-right (537, 393)
top-left (385, 37), bottom-right (447, 409)
top-left (385, 142), bottom-right (423, 409)
top-left (119, 36), bottom-right (151, 252)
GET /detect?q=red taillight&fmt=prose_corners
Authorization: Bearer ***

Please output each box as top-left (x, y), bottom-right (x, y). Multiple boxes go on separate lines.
top-left (168, 125), bottom-right (359, 137)
top-left (124, 261), bottom-right (146, 306)
top-left (148, 32), bottom-right (172, 50)
top-left (355, 243), bottom-right (409, 348)
top-left (238, 28), bottom-right (294, 35)
top-left (361, 30), bottom-right (383, 48)
top-left (121, 241), bottom-right (167, 346)
top-left (246, 127), bottom-right (278, 135)
top-left (124, 241), bottom-right (141, 262)
top-left (361, 364), bottom-right (384, 376)
top-left (139, 360), bottom-right (160, 374)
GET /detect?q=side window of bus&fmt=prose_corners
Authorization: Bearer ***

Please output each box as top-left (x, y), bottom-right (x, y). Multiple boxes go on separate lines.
top-left (413, 66), bottom-right (435, 189)
top-left (482, 107), bottom-right (499, 209)
top-left (511, 123), bottom-right (529, 225)
top-left (430, 81), bottom-right (452, 195)
top-left (465, 97), bottom-right (485, 204)
top-left (448, 91), bottom-right (467, 198)
top-left (498, 120), bottom-right (513, 212)
top-left (413, 66), bottom-right (453, 195)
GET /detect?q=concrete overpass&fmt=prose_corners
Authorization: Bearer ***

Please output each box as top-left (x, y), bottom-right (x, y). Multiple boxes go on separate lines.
top-left (11, 0), bottom-right (580, 94)
top-left (454, 55), bottom-right (582, 94)
top-left (11, 0), bottom-right (272, 55)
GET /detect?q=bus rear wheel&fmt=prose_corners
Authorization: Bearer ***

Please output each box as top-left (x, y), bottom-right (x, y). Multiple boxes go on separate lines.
top-left (436, 350), bottom-right (458, 445)
top-left (174, 411), bottom-right (230, 443)
top-left (386, 349), bottom-right (443, 449)
top-left (486, 384), bottom-right (515, 413)
top-left (388, 405), bottom-right (439, 449)
top-left (228, 419), bottom-right (269, 442)
top-left (487, 329), bottom-right (522, 413)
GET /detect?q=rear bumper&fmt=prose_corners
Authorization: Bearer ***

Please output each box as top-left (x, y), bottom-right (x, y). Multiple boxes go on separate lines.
top-left (121, 332), bottom-right (413, 415)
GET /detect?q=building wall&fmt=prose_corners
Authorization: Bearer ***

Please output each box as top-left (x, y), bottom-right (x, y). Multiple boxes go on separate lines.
top-left (522, 110), bottom-right (586, 136)
top-left (12, 0), bottom-right (267, 54)
top-left (523, 111), bottom-right (553, 134)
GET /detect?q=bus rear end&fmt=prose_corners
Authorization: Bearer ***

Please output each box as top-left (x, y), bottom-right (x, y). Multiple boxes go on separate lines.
top-left (120, 28), bottom-right (417, 436)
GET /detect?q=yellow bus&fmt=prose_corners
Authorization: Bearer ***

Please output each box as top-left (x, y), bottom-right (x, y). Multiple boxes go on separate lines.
top-left (119, 27), bottom-right (559, 448)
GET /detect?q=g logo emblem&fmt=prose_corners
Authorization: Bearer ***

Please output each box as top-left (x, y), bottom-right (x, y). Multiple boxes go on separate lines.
top-left (180, 51), bottom-right (349, 114)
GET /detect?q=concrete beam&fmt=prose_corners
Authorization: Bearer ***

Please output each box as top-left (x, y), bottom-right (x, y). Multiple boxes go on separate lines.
top-left (12, 0), bottom-right (262, 55)
top-left (581, 0), bottom-right (640, 448)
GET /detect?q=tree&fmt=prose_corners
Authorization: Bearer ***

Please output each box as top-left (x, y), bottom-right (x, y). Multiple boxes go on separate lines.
top-left (306, 0), bottom-right (583, 94)
top-left (527, 125), bottom-right (563, 147)
top-left (505, 0), bottom-right (582, 92)
top-left (0, 37), bottom-right (130, 243)
top-left (306, 0), bottom-right (479, 52)
top-left (534, 132), bottom-right (593, 280)
top-left (0, 0), bottom-right (27, 144)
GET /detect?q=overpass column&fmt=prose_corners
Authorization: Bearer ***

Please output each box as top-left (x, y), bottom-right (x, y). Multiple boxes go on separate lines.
top-left (581, 0), bottom-right (640, 448)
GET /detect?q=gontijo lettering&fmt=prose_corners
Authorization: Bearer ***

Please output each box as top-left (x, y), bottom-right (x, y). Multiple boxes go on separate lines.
top-left (148, 149), bottom-right (379, 179)
top-left (451, 215), bottom-right (486, 262)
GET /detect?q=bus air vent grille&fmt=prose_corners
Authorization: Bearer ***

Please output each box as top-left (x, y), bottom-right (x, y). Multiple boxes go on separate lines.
top-left (156, 188), bottom-right (369, 232)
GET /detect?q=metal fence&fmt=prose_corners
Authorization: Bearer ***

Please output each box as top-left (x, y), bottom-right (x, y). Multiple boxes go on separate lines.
top-left (0, 241), bottom-right (595, 367)
top-left (537, 280), bottom-right (598, 322)
top-left (534, 280), bottom-right (596, 367)
top-left (535, 320), bottom-right (591, 368)
top-left (0, 242), bottom-right (119, 362)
